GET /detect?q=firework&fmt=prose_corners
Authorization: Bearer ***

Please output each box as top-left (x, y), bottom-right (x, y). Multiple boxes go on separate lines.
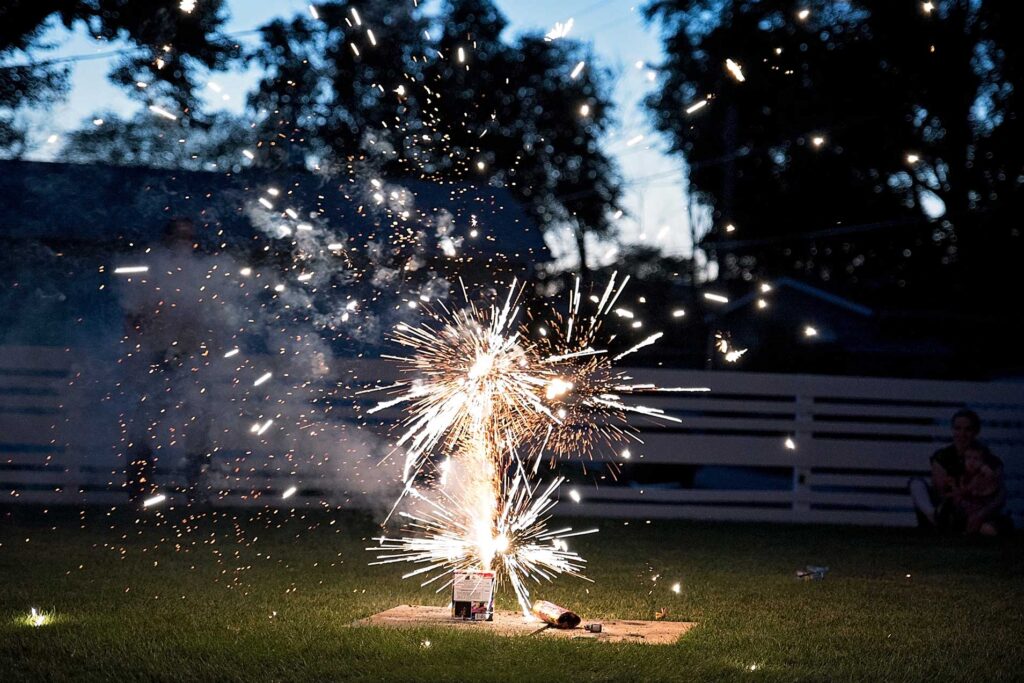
top-left (367, 276), bottom-right (704, 615)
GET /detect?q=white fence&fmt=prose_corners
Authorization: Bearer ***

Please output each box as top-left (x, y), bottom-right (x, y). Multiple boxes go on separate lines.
top-left (2, 345), bottom-right (1022, 526)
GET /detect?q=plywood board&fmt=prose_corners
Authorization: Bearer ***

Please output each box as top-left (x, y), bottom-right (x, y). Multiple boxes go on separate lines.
top-left (351, 604), bottom-right (695, 645)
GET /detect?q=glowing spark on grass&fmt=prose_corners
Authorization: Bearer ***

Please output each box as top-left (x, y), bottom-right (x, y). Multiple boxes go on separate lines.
top-left (113, 266), bottom-right (149, 275)
top-left (148, 105), bottom-right (178, 121)
top-left (672, 582), bottom-right (681, 593)
top-left (545, 18), bottom-right (574, 41)
top-left (143, 493), bottom-right (167, 508)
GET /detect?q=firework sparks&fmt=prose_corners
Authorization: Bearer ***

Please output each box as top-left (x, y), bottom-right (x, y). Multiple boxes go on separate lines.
top-left (370, 475), bottom-right (597, 616)
top-left (148, 105), bottom-right (178, 121)
top-left (685, 99), bottom-right (709, 114)
top-left (143, 493), bottom-right (167, 508)
top-left (545, 18), bottom-right (574, 42)
top-left (725, 58), bottom-right (745, 82)
top-left (367, 276), bottom-right (700, 614)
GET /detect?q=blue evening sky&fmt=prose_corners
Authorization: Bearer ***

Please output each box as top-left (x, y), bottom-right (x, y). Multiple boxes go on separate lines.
top-left (25, 0), bottom-right (692, 262)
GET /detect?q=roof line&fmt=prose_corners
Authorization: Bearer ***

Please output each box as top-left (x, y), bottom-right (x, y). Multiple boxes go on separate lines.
top-left (715, 277), bottom-right (874, 317)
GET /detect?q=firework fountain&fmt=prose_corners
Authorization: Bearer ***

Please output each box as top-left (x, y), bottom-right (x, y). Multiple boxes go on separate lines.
top-left (365, 274), bottom-right (706, 616)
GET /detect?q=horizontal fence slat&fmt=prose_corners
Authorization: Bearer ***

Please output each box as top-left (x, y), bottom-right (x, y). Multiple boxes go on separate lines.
top-left (628, 434), bottom-right (796, 466)
top-left (576, 487), bottom-right (793, 505)
top-left (0, 416), bottom-right (63, 443)
top-left (806, 491), bottom-right (911, 508)
top-left (807, 473), bottom-right (916, 489)
top-left (0, 346), bottom-right (72, 372)
top-left (0, 469), bottom-right (67, 484)
top-left (559, 502), bottom-right (918, 527)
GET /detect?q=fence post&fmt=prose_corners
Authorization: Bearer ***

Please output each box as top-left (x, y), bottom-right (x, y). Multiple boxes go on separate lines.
top-left (791, 393), bottom-right (813, 517)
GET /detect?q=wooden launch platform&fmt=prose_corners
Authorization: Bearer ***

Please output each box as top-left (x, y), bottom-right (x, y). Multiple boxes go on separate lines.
top-left (351, 604), bottom-right (695, 645)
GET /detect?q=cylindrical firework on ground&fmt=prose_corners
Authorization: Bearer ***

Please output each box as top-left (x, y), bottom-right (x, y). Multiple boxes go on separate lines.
top-left (531, 600), bottom-right (581, 629)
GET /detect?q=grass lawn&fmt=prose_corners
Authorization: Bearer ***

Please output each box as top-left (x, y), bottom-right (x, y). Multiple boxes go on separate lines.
top-left (1, 506), bottom-right (1022, 682)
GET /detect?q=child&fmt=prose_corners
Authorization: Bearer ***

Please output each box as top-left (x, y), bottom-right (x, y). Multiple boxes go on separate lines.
top-left (953, 442), bottom-right (1005, 536)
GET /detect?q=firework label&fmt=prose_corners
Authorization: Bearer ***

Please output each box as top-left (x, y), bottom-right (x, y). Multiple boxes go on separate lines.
top-left (452, 570), bottom-right (495, 621)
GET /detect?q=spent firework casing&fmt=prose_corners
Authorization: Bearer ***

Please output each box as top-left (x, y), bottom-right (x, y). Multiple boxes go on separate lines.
top-left (531, 600), bottom-right (581, 629)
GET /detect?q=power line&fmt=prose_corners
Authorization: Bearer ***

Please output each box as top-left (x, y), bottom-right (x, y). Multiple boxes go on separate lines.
top-left (0, 29), bottom-right (262, 71)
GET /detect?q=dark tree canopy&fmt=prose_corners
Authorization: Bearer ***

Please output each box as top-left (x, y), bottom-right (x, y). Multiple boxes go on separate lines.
top-left (247, 0), bottom-right (623, 273)
top-left (645, 0), bottom-right (1023, 306)
top-left (0, 0), bottom-right (237, 154)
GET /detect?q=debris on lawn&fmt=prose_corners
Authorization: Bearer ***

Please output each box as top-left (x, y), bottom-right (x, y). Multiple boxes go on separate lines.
top-left (531, 600), bottom-right (581, 629)
top-left (796, 565), bottom-right (830, 580)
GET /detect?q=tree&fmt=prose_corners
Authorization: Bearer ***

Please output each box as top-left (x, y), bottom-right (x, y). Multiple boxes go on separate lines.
top-left (644, 0), bottom-right (1023, 306)
top-left (247, 0), bottom-right (622, 275)
top-left (424, 0), bottom-right (622, 275)
top-left (0, 0), bottom-right (238, 156)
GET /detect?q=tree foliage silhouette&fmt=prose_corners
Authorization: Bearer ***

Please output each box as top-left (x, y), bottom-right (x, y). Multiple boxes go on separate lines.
top-left (1, 0), bottom-right (237, 154)
top-left (645, 0), bottom-right (1023, 306)
top-left (247, 0), bottom-right (622, 273)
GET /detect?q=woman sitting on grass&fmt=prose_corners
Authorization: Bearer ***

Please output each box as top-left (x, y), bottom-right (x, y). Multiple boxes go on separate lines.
top-left (940, 441), bottom-right (1010, 536)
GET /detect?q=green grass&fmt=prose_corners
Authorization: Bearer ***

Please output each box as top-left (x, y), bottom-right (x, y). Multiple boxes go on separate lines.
top-left (1, 507), bottom-right (1022, 682)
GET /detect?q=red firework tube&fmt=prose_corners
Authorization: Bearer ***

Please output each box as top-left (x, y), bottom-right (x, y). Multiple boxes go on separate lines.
top-left (531, 600), bottom-right (582, 629)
